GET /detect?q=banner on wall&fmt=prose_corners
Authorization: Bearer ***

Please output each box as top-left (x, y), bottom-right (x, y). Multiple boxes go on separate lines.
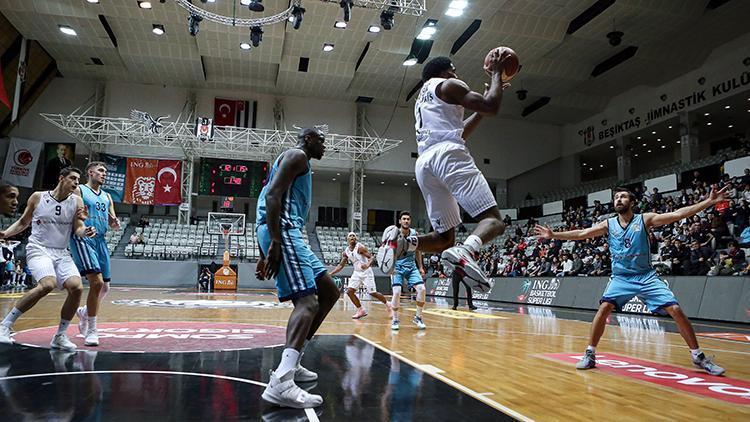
top-left (2, 138), bottom-right (43, 188)
top-left (41, 142), bottom-right (75, 188)
top-left (213, 98), bottom-right (252, 127)
top-left (123, 158), bottom-right (182, 205)
top-left (124, 158), bottom-right (158, 205)
top-left (154, 160), bottom-right (182, 205)
top-left (99, 153), bottom-right (127, 202)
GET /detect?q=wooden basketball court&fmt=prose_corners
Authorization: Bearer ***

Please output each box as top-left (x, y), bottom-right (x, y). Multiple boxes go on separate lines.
top-left (1, 287), bottom-right (748, 421)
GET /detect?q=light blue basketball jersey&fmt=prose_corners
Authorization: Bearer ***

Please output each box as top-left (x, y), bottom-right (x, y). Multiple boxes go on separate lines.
top-left (607, 213), bottom-right (652, 277)
top-left (80, 184), bottom-right (110, 237)
top-left (257, 150), bottom-right (311, 229)
top-left (395, 228), bottom-right (418, 270)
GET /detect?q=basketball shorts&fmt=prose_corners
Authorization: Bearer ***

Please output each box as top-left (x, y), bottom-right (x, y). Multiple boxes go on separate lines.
top-left (600, 271), bottom-right (678, 313)
top-left (25, 243), bottom-right (80, 290)
top-left (70, 235), bottom-right (111, 282)
top-left (348, 269), bottom-right (376, 293)
top-left (392, 264), bottom-right (423, 288)
top-left (257, 224), bottom-right (327, 302)
top-left (415, 142), bottom-right (497, 233)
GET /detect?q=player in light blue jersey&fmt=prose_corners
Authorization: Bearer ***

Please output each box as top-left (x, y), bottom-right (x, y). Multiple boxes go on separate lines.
top-left (535, 186), bottom-right (728, 376)
top-left (389, 212), bottom-right (426, 330)
top-left (70, 162), bottom-right (120, 347)
top-left (255, 127), bottom-right (340, 409)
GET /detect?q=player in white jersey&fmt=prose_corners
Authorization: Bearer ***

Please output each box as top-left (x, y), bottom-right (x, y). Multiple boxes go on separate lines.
top-left (378, 52), bottom-right (512, 291)
top-left (0, 167), bottom-right (96, 350)
top-left (330, 232), bottom-right (392, 319)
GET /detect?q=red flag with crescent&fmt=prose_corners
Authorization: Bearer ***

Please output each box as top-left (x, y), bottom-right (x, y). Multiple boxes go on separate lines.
top-left (0, 62), bottom-right (11, 109)
top-left (154, 160), bottom-right (182, 205)
top-left (214, 98), bottom-right (236, 126)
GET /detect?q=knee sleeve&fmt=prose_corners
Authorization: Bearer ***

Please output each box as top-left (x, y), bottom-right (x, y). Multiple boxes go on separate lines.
top-left (391, 285), bottom-right (402, 308)
top-left (415, 284), bottom-right (426, 302)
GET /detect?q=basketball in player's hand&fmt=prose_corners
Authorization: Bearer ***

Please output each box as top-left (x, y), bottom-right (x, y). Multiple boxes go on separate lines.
top-left (483, 46), bottom-right (519, 81)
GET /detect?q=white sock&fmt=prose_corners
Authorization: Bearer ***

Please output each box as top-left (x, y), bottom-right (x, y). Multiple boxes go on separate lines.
top-left (275, 348), bottom-right (300, 376)
top-left (416, 306), bottom-right (423, 317)
top-left (690, 348), bottom-right (703, 361)
top-left (1, 307), bottom-right (23, 328)
top-left (463, 235), bottom-right (483, 253)
top-left (586, 345), bottom-right (596, 353)
top-left (57, 319), bottom-right (71, 335)
top-left (88, 316), bottom-right (97, 331)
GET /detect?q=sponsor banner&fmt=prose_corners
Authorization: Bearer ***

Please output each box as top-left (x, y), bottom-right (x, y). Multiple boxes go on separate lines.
top-left (517, 278), bottom-right (561, 305)
top-left (41, 142), bottom-right (75, 189)
top-left (13, 321), bottom-right (287, 352)
top-left (427, 277), bottom-right (495, 301)
top-left (2, 137), bottom-right (42, 188)
top-left (154, 159), bottom-right (182, 205)
top-left (543, 353), bottom-right (750, 405)
top-left (100, 153), bottom-right (126, 202)
top-left (409, 307), bottom-right (505, 320)
top-left (124, 157), bottom-right (158, 204)
top-left (697, 333), bottom-right (750, 343)
top-left (112, 298), bottom-right (291, 309)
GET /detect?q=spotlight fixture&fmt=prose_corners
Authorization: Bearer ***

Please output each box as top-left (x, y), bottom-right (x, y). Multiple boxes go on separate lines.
top-left (240, 42), bottom-right (251, 50)
top-left (367, 25), bottom-right (381, 33)
top-left (291, 5), bottom-right (305, 30)
top-left (417, 19), bottom-right (438, 40)
top-left (138, 1), bottom-right (152, 9)
top-left (340, 0), bottom-right (353, 22)
top-left (380, 9), bottom-right (395, 30)
top-left (516, 89), bottom-right (528, 101)
top-left (445, 0), bottom-right (467, 16)
top-left (152, 24), bottom-right (165, 35)
top-left (322, 43), bottom-right (334, 52)
top-left (250, 26), bottom-right (263, 47)
top-left (86, 0), bottom-right (99, 3)
top-left (247, 0), bottom-right (264, 12)
top-left (334, 21), bottom-right (347, 29)
top-left (403, 54), bottom-right (418, 66)
top-left (606, 30), bottom-right (623, 46)
top-left (187, 14), bottom-right (202, 36)
top-left (58, 25), bottom-right (77, 36)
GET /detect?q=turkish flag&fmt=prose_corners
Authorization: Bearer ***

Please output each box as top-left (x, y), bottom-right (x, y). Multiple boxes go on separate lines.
top-left (154, 160), bottom-right (182, 205)
top-left (214, 98), bottom-right (237, 126)
top-left (0, 62), bottom-right (11, 109)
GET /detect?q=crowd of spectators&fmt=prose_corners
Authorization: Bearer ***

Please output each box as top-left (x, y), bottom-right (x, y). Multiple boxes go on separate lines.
top-left (475, 169), bottom-right (750, 277)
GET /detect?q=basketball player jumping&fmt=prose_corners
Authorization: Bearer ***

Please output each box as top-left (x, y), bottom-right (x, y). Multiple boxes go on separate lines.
top-left (0, 167), bottom-right (96, 350)
top-left (256, 127), bottom-right (340, 409)
top-left (70, 161), bottom-right (121, 347)
top-left (535, 186), bottom-right (727, 376)
top-left (378, 51), bottom-right (512, 290)
top-left (329, 232), bottom-right (392, 320)
top-left (390, 211), bottom-right (427, 330)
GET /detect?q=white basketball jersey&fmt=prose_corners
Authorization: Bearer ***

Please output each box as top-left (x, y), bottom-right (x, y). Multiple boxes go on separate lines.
top-left (345, 243), bottom-right (370, 273)
top-left (414, 77), bottom-right (465, 155)
top-left (29, 191), bottom-right (78, 249)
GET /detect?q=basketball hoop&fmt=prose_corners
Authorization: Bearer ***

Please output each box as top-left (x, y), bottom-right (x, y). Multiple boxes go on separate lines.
top-left (207, 212), bottom-right (246, 291)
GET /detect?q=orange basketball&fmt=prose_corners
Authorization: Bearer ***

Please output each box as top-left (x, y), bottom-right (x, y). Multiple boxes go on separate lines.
top-left (483, 46), bottom-right (520, 81)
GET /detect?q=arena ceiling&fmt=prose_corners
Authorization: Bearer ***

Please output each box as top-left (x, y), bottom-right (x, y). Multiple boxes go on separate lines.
top-left (0, 0), bottom-right (748, 125)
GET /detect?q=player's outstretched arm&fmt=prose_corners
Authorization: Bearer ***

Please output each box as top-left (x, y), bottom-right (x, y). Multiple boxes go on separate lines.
top-left (259, 149), bottom-right (309, 280)
top-left (645, 184), bottom-right (728, 229)
top-left (534, 220), bottom-right (608, 241)
top-left (329, 253), bottom-right (349, 276)
top-left (0, 192), bottom-right (39, 239)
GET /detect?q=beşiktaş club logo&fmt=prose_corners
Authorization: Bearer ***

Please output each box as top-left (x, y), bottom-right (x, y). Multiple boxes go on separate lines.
top-left (543, 353), bottom-right (750, 405)
top-left (518, 278), bottom-right (561, 305)
top-left (112, 299), bottom-right (292, 309)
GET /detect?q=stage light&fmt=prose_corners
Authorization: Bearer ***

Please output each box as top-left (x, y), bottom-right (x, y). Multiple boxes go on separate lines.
top-left (403, 54), bottom-right (418, 66)
top-left (59, 25), bottom-right (77, 36)
top-left (240, 42), bottom-right (251, 50)
top-left (291, 5), bottom-right (305, 30)
top-left (188, 14), bottom-right (203, 36)
top-left (152, 24), bottom-right (165, 35)
top-left (250, 26), bottom-right (263, 47)
top-left (380, 9), bottom-right (395, 30)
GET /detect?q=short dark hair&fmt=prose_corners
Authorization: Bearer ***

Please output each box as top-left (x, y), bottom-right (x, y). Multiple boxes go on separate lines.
top-left (0, 179), bottom-right (16, 195)
top-left (297, 127), bottom-right (321, 142)
top-left (86, 161), bottom-right (106, 172)
top-left (613, 187), bottom-right (635, 202)
top-left (399, 211), bottom-right (411, 218)
top-left (422, 56), bottom-right (453, 82)
top-left (59, 167), bottom-right (82, 178)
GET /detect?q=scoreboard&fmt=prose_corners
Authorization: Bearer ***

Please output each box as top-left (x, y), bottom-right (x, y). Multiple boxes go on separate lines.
top-left (198, 158), bottom-right (267, 197)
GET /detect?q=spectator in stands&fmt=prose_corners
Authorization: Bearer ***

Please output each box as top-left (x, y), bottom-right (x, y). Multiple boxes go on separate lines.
top-left (570, 253), bottom-right (583, 276)
top-left (669, 239), bottom-right (691, 275)
top-left (198, 267), bottom-right (212, 292)
top-left (138, 216), bottom-right (150, 228)
top-left (740, 223), bottom-right (750, 248)
top-left (729, 200), bottom-right (749, 236)
top-left (688, 240), bottom-right (713, 276)
top-left (558, 255), bottom-right (573, 277)
top-left (503, 214), bottom-right (512, 227)
top-left (709, 241), bottom-right (746, 276)
top-left (709, 212), bottom-right (730, 248)
top-left (691, 170), bottom-right (702, 190)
